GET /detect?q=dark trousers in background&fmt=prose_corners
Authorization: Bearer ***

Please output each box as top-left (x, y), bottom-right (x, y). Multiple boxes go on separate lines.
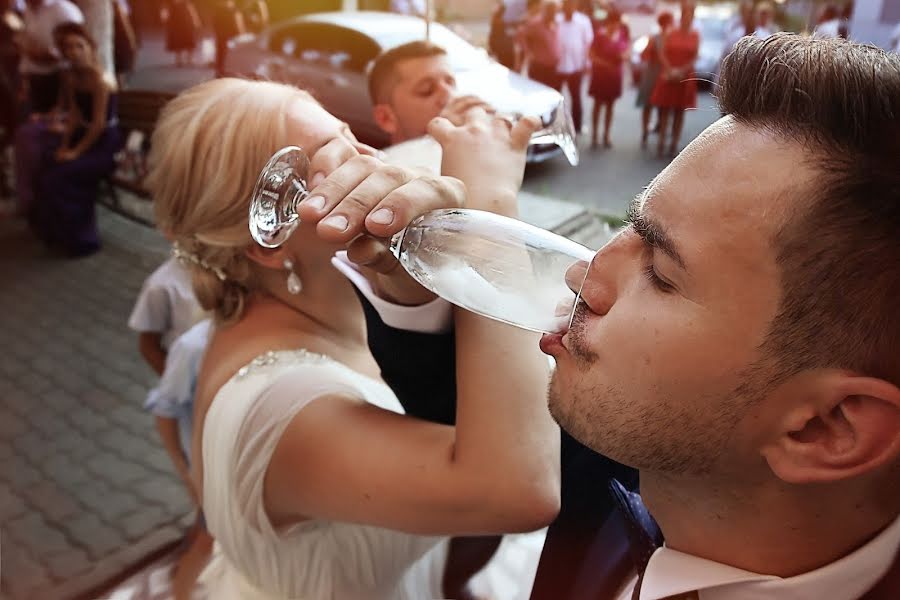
top-left (527, 62), bottom-right (562, 91)
top-left (213, 34), bottom-right (228, 76)
top-left (26, 71), bottom-right (61, 114)
top-left (213, 3), bottom-right (243, 77)
top-left (14, 120), bottom-right (54, 215)
top-left (559, 71), bottom-right (585, 135)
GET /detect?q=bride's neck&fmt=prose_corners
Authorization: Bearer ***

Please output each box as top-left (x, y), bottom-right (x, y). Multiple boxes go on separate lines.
top-left (250, 267), bottom-right (368, 353)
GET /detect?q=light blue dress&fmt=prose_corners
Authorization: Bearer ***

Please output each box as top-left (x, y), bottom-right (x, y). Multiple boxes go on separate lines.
top-left (144, 318), bottom-right (213, 463)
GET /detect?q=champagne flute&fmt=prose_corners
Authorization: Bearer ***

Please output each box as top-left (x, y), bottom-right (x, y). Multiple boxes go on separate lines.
top-left (497, 97), bottom-right (580, 167)
top-left (249, 147), bottom-right (594, 333)
top-left (527, 97), bottom-right (580, 167)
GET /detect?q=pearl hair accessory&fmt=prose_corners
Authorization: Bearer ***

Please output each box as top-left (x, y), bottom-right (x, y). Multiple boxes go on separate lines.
top-left (172, 242), bottom-right (227, 282)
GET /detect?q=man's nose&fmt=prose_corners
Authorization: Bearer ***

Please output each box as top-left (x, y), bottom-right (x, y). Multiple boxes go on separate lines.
top-left (436, 82), bottom-right (454, 105)
top-left (576, 235), bottom-right (634, 316)
top-left (565, 260), bottom-right (589, 295)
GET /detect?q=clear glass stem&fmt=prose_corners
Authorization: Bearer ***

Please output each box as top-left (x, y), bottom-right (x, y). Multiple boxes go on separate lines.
top-left (388, 228), bottom-right (406, 259)
top-left (286, 188), bottom-right (307, 221)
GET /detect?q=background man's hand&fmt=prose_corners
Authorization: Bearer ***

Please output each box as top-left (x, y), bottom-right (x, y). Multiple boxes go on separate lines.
top-left (429, 107), bottom-right (538, 217)
top-left (439, 95), bottom-right (495, 126)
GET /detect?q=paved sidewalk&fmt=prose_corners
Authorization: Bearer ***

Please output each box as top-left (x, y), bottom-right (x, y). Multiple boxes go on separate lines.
top-left (0, 208), bottom-right (193, 600)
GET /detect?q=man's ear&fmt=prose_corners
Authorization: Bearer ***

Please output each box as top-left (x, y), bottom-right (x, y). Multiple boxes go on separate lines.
top-left (761, 372), bottom-right (900, 484)
top-left (373, 103), bottom-right (399, 136)
top-left (245, 244), bottom-right (287, 271)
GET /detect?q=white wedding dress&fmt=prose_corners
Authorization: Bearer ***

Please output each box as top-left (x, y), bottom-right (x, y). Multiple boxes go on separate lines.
top-left (199, 349), bottom-right (545, 600)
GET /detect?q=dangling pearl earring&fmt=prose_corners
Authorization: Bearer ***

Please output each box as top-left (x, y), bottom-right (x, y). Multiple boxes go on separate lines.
top-left (284, 258), bottom-right (302, 295)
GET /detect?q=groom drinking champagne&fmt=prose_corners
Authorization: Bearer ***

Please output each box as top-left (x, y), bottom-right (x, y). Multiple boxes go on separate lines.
top-left (310, 34), bottom-right (900, 598)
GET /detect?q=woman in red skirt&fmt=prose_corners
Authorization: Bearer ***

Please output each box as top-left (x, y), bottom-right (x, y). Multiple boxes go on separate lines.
top-left (588, 7), bottom-right (630, 149)
top-left (650, 0), bottom-right (699, 158)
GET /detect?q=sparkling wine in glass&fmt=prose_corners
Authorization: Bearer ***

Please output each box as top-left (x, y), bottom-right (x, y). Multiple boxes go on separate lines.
top-left (250, 147), bottom-right (594, 333)
top-left (388, 208), bottom-right (594, 333)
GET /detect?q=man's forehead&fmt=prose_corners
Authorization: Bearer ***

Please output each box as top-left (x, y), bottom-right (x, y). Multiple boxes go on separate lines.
top-left (639, 119), bottom-right (812, 266)
top-left (644, 119), bottom-right (808, 218)
top-left (395, 55), bottom-right (452, 85)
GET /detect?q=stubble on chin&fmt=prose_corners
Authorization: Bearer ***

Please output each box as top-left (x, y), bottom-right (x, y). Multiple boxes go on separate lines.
top-left (566, 302), bottom-right (600, 363)
top-left (546, 367), bottom-right (614, 455)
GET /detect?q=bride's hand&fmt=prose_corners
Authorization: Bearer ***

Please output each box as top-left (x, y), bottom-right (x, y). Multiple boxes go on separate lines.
top-left (298, 154), bottom-right (465, 244)
top-left (345, 236), bottom-right (439, 306)
top-left (298, 154), bottom-right (465, 305)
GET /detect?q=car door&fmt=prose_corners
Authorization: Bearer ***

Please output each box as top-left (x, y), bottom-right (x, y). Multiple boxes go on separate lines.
top-left (266, 22), bottom-right (385, 147)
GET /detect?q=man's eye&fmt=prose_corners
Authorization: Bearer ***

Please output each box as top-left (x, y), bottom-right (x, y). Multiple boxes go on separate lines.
top-left (643, 265), bottom-right (675, 293)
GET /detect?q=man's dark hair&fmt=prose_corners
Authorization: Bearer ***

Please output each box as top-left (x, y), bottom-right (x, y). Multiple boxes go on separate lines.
top-left (367, 41), bottom-right (447, 105)
top-left (718, 34), bottom-right (900, 386)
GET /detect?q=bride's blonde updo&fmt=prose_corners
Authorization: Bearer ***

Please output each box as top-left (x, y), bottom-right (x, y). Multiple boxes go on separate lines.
top-left (148, 78), bottom-right (313, 325)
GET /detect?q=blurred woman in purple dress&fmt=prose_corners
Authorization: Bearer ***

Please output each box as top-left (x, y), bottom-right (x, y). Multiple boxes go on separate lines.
top-left (29, 22), bottom-right (121, 257)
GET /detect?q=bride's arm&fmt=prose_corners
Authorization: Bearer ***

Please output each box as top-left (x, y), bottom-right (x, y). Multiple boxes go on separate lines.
top-left (263, 113), bottom-right (560, 535)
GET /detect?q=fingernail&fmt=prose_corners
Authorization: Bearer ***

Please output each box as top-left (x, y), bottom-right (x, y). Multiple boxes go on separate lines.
top-left (311, 172), bottom-right (325, 188)
top-left (303, 195), bottom-right (325, 210)
top-left (321, 215), bottom-right (348, 231)
top-left (369, 208), bottom-right (394, 225)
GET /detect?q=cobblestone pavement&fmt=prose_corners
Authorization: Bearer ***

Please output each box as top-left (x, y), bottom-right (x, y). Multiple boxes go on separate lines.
top-left (95, 550), bottom-right (201, 600)
top-left (0, 207), bottom-right (194, 600)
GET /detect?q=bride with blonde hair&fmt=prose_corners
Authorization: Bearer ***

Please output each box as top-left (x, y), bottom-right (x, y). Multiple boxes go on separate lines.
top-left (148, 77), bottom-right (559, 599)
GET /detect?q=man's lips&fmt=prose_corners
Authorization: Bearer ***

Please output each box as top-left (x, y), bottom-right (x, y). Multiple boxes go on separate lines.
top-left (539, 332), bottom-right (566, 355)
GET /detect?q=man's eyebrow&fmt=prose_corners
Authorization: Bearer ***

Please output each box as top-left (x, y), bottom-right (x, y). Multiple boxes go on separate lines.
top-left (626, 196), bottom-right (687, 270)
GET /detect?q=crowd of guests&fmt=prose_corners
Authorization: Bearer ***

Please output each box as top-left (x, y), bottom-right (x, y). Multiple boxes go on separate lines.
top-left (0, 0), bottom-right (272, 255)
top-left (490, 0), bottom-right (889, 160)
top-left (492, 0), bottom-right (705, 157)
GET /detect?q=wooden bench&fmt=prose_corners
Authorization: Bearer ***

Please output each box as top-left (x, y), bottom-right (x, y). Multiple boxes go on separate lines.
top-left (101, 90), bottom-right (175, 222)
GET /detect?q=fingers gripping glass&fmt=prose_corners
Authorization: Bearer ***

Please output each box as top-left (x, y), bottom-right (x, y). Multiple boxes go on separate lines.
top-left (249, 147), bottom-right (593, 333)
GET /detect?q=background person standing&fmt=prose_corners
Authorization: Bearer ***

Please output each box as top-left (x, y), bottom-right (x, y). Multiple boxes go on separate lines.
top-left (488, 0), bottom-right (516, 69)
top-left (587, 6), bottom-right (629, 149)
top-left (516, 0), bottom-right (561, 90)
top-left (555, 0), bottom-right (593, 137)
top-left (650, 0), bottom-right (698, 158)
top-left (636, 10), bottom-right (673, 149)
top-left (211, 0), bottom-right (243, 77)
top-left (161, 0), bottom-right (200, 67)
